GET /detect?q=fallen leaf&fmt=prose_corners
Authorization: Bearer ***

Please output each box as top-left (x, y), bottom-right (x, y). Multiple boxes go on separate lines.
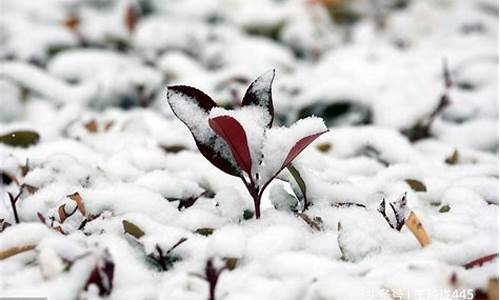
top-left (223, 257), bottom-right (238, 271)
top-left (0, 244), bottom-right (36, 260)
top-left (316, 142), bottom-right (332, 152)
top-left (195, 228), bottom-right (214, 236)
top-left (445, 149), bottom-right (459, 165)
top-left (405, 211), bottom-right (430, 247)
top-left (0, 130), bottom-right (40, 147)
top-left (162, 144), bottom-right (187, 153)
top-left (122, 220), bottom-right (145, 239)
top-left (439, 204), bottom-right (450, 213)
top-left (405, 179), bottom-right (427, 192)
top-left (84, 120), bottom-right (98, 133)
top-left (67, 192), bottom-right (86, 216)
top-left (298, 213), bottom-right (323, 231)
top-left (488, 278), bottom-right (499, 300)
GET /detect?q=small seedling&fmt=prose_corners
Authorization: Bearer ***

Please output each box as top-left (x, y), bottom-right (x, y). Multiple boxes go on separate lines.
top-left (166, 70), bottom-right (328, 218)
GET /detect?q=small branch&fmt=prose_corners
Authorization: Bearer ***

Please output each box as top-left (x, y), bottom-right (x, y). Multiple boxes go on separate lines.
top-left (8, 192), bottom-right (20, 224)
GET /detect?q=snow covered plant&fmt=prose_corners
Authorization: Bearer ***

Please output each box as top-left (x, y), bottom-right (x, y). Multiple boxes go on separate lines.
top-left (166, 70), bottom-right (328, 218)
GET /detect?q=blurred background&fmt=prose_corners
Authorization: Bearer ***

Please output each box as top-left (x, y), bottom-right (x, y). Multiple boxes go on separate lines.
top-left (0, 0), bottom-right (498, 150)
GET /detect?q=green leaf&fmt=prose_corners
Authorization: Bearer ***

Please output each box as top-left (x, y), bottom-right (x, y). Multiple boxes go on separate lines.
top-left (122, 220), bottom-right (145, 239)
top-left (405, 179), bottom-right (427, 192)
top-left (287, 164), bottom-right (307, 202)
top-left (0, 130), bottom-right (40, 148)
top-left (439, 205), bottom-right (450, 213)
top-left (445, 149), bottom-right (459, 165)
top-left (223, 257), bottom-right (238, 270)
top-left (316, 142), bottom-right (332, 153)
top-left (242, 209), bottom-right (254, 220)
top-left (195, 227), bottom-right (214, 236)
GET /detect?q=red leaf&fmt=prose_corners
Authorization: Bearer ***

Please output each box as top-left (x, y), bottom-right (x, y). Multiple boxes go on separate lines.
top-left (282, 130), bottom-right (328, 169)
top-left (167, 86), bottom-right (240, 177)
top-left (167, 85), bottom-right (217, 113)
top-left (85, 252), bottom-right (115, 296)
top-left (241, 70), bottom-right (275, 128)
top-left (209, 116), bottom-right (252, 176)
top-left (463, 253), bottom-right (498, 269)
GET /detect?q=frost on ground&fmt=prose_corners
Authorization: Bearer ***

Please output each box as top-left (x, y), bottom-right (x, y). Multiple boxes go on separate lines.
top-left (0, 0), bottom-right (498, 299)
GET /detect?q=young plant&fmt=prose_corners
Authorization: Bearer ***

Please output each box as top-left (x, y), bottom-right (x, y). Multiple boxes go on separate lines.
top-left (166, 70), bottom-right (328, 218)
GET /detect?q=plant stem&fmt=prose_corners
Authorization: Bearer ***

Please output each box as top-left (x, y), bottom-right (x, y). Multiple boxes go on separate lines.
top-left (8, 193), bottom-right (20, 224)
top-left (240, 177), bottom-right (262, 219)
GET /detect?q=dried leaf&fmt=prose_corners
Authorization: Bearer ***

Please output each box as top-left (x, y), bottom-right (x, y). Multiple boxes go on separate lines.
top-left (104, 121), bottom-right (114, 131)
top-left (223, 257), bottom-right (238, 271)
top-left (0, 244), bottom-right (36, 260)
top-left (488, 278), bottom-right (499, 300)
top-left (445, 149), bottom-right (459, 165)
top-left (124, 5), bottom-right (139, 32)
top-left (58, 204), bottom-right (68, 223)
top-left (122, 220), bottom-right (145, 239)
top-left (405, 211), bottom-right (430, 247)
top-left (63, 15), bottom-right (80, 30)
top-left (195, 228), bottom-right (214, 236)
top-left (84, 120), bottom-right (98, 133)
top-left (405, 179), bottom-right (427, 192)
top-left (24, 184), bottom-right (39, 194)
top-left (316, 142), bottom-right (331, 152)
top-left (298, 213), bottom-right (323, 231)
top-left (0, 130), bottom-right (40, 147)
top-left (67, 192), bottom-right (86, 216)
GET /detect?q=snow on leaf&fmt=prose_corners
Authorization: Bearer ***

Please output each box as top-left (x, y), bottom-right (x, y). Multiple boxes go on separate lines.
top-left (166, 85), bottom-right (240, 177)
top-left (84, 251), bottom-right (115, 296)
top-left (282, 130), bottom-right (328, 169)
top-left (378, 194), bottom-right (409, 231)
top-left (209, 116), bottom-right (253, 177)
top-left (241, 69), bottom-right (275, 128)
top-left (259, 117), bottom-right (328, 186)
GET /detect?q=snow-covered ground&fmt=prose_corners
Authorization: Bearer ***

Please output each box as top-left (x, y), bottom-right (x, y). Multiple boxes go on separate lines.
top-left (0, 0), bottom-right (498, 299)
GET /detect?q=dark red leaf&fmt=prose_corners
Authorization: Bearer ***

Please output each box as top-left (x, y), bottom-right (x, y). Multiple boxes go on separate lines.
top-left (282, 130), bottom-right (328, 169)
top-left (209, 116), bottom-right (252, 176)
top-left (463, 253), bottom-right (498, 269)
top-left (241, 70), bottom-right (275, 128)
top-left (167, 86), bottom-right (241, 177)
top-left (85, 251), bottom-right (115, 296)
top-left (195, 140), bottom-right (240, 176)
top-left (167, 85), bottom-right (217, 113)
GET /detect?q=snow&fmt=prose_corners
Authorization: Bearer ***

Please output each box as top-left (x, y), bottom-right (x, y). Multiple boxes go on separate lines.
top-left (0, 0), bottom-right (497, 299)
